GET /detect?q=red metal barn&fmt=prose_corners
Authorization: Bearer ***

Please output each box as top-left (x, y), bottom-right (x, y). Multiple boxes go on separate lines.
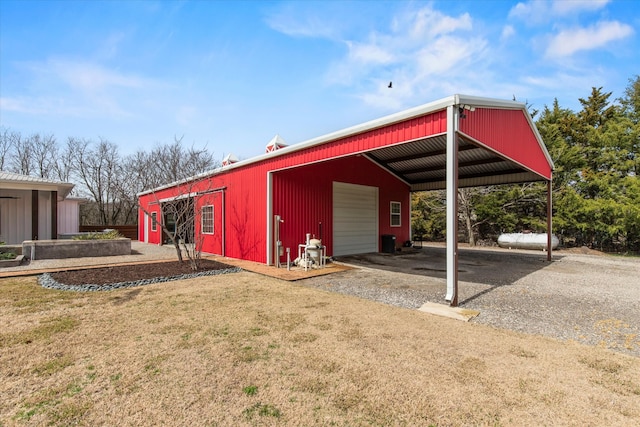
top-left (138, 95), bottom-right (553, 304)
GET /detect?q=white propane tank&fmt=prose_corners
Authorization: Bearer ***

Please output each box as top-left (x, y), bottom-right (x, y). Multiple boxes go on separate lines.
top-left (497, 233), bottom-right (559, 250)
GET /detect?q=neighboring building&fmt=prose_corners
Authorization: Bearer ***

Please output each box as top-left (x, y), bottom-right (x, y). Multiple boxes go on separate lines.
top-left (137, 95), bottom-right (554, 303)
top-left (57, 197), bottom-right (83, 235)
top-left (0, 171), bottom-right (75, 244)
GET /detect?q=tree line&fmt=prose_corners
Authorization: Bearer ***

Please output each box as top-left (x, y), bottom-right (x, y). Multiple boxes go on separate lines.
top-left (412, 76), bottom-right (640, 253)
top-left (0, 132), bottom-right (217, 225)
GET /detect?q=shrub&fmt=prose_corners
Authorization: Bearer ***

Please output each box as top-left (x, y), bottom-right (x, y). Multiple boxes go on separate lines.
top-left (72, 230), bottom-right (124, 240)
top-left (0, 252), bottom-right (16, 260)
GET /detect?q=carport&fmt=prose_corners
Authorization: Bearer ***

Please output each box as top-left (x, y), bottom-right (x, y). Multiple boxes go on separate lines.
top-left (333, 95), bottom-right (554, 306)
top-left (139, 94), bottom-right (553, 307)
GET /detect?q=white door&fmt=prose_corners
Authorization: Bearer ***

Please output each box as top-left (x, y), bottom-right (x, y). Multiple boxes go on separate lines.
top-left (144, 213), bottom-right (149, 243)
top-left (333, 182), bottom-right (378, 256)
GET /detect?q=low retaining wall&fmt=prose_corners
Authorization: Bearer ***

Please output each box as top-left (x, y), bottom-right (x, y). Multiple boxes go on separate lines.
top-left (0, 255), bottom-right (25, 268)
top-left (0, 244), bottom-right (22, 255)
top-left (22, 238), bottom-right (131, 260)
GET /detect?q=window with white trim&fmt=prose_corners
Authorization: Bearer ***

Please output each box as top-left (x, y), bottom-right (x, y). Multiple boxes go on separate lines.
top-left (151, 212), bottom-right (158, 232)
top-left (202, 205), bottom-right (214, 234)
top-left (390, 201), bottom-right (401, 227)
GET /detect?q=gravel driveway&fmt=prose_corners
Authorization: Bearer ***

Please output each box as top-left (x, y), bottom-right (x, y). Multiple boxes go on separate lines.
top-left (302, 244), bottom-right (640, 358)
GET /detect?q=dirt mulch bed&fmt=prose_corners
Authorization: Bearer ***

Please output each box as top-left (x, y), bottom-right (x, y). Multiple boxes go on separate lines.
top-left (49, 259), bottom-right (233, 286)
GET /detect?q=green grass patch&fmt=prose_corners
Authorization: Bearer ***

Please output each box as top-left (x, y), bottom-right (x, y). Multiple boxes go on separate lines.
top-left (243, 385), bottom-right (258, 396)
top-left (243, 402), bottom-right (282, 420)
top-left (32, 354), bottom-right (74, 376)
top-left (14, 378), bottom-right (90, 423)
top-left (0, 315), bottom-right (79, 348)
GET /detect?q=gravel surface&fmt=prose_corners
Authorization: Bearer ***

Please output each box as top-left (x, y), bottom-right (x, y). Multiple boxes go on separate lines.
top-left (302, 245), bottom-right (640, 358)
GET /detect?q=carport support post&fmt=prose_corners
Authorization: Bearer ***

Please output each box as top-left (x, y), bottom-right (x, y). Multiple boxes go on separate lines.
top-left (547, 179), bottom-right (552, 261)
top-left (445, 105), bottom-right (459, 307)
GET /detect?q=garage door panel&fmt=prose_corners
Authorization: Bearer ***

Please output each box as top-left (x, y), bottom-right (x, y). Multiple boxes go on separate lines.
top-left (333, 182), bottom-right (378, 256)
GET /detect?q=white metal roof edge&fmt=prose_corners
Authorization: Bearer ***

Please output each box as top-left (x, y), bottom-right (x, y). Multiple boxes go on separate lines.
top-left (454, 94), bottom-right (524, 110)
top-left (0, 172), bottom-right (75, 199)
top-left (137, 168), bottom-right (217, 197)
top-left (138, 94), bottom-right (539, 196)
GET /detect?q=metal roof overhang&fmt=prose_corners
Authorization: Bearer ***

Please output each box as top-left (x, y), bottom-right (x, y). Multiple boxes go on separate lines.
top-left (0, 173), bottom-right (74, 200)
top-left (364, 131), bottom-right (549, 192)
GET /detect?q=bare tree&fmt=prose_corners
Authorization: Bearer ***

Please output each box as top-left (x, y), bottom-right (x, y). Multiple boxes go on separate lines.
top-left (458, 188), bottom-right (477, 246)
top-left (71, 137), bottom-right (127, 225)
top-left (1, 127), bottom-right (218, 230)
top-left (0, 127), bottom-right (19, 171)
top-left (10, 132), bottom-right (32, 175)
top-left (150, 136), bottom-right (216, 186)
top-left (30, 133), bottom-right (57, 178)
top-left (51, 137), bottom-right (76, 183)
top-left (139, 179), bottom-right (217, 270)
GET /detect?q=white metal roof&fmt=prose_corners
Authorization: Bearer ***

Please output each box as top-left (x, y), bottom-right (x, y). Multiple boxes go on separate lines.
top-left (0, 171), bottom-right (75, 199)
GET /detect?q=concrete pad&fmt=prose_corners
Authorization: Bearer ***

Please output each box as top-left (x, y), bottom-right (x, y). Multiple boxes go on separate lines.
top-left (418, 302), bottom-right (480, 322)
top-left (207, 256), bottom-right (353, 281)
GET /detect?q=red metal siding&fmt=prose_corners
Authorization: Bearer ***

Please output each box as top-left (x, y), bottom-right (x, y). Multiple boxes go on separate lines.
top-left (460, 108), bottom-right (551, 179)
top-left (272, 155), bottom-right (410, 258)
top-left (254, 110), bottom-right (447, 173)
top-left (195, 191), bottom-right (223, 255)
top-left (138, 109), bottom-right (444, 263)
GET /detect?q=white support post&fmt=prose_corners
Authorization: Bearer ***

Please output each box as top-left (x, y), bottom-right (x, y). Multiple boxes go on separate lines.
top-left (266, 172), bottom-right (273, 265)
top-left (547, 179), bottom-right (553, 262)
top-left (445, 105), bottom-right (459, 306)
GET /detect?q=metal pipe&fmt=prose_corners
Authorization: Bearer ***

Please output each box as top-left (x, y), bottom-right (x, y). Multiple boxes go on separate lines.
top-left (286, 247), bottom-right (290, 271)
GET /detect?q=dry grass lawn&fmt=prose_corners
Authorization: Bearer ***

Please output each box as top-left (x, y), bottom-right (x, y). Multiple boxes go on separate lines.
top-left (1, 271), bottom-right (639, 426)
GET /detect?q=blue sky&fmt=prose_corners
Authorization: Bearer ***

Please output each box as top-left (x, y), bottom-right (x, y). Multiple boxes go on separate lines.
top-left (1, 0), bottom-right (638, 161)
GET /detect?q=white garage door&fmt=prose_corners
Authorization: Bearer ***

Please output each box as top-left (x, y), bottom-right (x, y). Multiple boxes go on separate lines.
top-left (333, 182), bottom-right (378, 256)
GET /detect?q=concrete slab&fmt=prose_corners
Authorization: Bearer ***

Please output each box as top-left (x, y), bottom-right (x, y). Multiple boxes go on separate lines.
top-left (418, 302), bottom-right (480, 322)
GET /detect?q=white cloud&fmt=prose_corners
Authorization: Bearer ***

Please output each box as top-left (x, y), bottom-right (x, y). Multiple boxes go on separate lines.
top-left (551, 0), bottom-right (610, 15)
top-left (509, 0), bottom-right (610, 23)
top-left (501, 25), bottom-right (516, 40)
top-left (346, 41), bottom-right (395, 65)
top-left (415, 36), bottom-right (485, 77)
top-left (508, 1), bottom-right (548, 22)
top-left (546, 20), bottom-right (634, 58)
top-left (44, 60), bottom-right (151, 93)
top-left (321, 4), bottom-right (488, 109)
top-left (6, 59), bottom-right (163, 119)
top-left (400, 7), bottom-right (472, 39)
top-left (264, 3), bottom-right (340, 39)
top-left (0, 95), bottom-right (99, 117)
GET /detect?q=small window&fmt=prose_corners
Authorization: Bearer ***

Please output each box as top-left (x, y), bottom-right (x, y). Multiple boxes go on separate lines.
top-left (202, 205), bottom-right (214, 234)
top-left (390, 202), bottom-right (401, 227)
top-left (151, 212), bottom-right (158, 232)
